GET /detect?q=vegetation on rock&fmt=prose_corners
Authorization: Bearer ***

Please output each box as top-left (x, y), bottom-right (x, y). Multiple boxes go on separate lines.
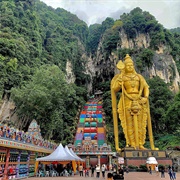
top-left (0, 0), bottom-right (179, 149)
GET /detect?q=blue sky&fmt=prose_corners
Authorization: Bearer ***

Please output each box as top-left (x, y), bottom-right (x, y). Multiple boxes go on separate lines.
top-left (40, 0), bottom-right (180, 29)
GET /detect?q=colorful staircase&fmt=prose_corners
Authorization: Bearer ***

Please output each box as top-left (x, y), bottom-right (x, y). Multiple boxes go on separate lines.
top-left (72, 97), bottom-right (113, 168)
top-left (74, 98), bottom-right (106, 148)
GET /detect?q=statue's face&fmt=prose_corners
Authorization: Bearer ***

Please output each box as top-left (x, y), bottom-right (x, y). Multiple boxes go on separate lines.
top-left (125, 62), bottom-right (134, 73)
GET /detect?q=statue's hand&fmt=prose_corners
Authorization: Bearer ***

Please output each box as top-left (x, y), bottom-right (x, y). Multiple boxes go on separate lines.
top-left (139, 97), bottom-right (148, 104)
top-left (117, 76), bottom-right (122, 85)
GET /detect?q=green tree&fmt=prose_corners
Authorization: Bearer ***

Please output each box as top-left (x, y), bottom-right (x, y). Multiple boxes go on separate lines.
top-left (87, 24), bottom-right (102, 54)
top-left (147, 76), bottom-right (174, 134)
top-left (112, 20), bottom-right (123, 30)
top-left (11, 65), bottom-right (81, 142)
top-left (136, 48), bottom-right (154, 72)
top-left (101, 17), bottom-right (114, 33)
top-left (102, 28), bottom-right (119, 54)
top-left (165, 91), bottom-right (180, 133)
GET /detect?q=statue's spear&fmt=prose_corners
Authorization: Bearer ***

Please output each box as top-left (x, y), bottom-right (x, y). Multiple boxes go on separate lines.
top-left (111, 60), bottom-right (129, 152)
top-left (111, 74), bottom-right (121, 152)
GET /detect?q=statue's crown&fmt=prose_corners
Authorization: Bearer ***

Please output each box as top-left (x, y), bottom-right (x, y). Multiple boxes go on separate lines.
top-left (124, 54), bottom-right (133, 64)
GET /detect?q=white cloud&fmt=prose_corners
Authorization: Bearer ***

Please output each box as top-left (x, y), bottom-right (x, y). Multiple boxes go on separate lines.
top-left (40, 0), bottom-right (180, 29)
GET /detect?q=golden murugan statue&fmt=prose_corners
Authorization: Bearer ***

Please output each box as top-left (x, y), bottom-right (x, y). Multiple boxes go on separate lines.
top-left (111, 54), bottom-right (158, 152)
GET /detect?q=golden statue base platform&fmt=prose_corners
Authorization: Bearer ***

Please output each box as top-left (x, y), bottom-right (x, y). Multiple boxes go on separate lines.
top-left (119, 148), bottom-right (172, 167)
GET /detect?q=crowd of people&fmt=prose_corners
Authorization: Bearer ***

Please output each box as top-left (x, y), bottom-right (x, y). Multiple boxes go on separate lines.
top-left (38, 161), bottom-right (178, 180)
top-left (78, 163), bottom-right (178, 180)
top-left (167, 165), bottom-right (176, 180)
top-left (149, 165), bottom-right (177, 179)
top-left (78, 163), bottom-right (125, 179)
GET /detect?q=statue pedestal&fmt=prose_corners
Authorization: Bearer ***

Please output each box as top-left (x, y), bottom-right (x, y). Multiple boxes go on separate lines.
top-left (119, 148), bottom-right (172, 167)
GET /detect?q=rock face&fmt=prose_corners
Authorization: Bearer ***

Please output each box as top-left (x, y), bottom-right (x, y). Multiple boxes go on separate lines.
top-left (63, 29), bottom-right (180, 94)
top-left (0, 99), bottom-right (17, 124)
top-left (144, 54), bottom-right (180, 93)
top-left (90, 29), bottom-right (180, 93)
top-left (120, 29), bottom-right (151, 49)
top-left (83, 55), bottom-right (96, 92)
top-left (0, 29), bottom-right (180, 123)
top-left (65, 60), bottom-right (76, 84)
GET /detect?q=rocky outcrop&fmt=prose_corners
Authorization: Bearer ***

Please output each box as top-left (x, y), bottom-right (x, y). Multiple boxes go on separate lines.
top-left (66, 29), bottom-right (179, 94)
top-left (0, 99), bottom-right (17, 124)
top-left (93, 28), bottom-right (180, 93)
top-left (0, 28), bottom-right (180, 124)
top-left (83, 54), bottom-right (96, 92)
top-left (144, 54), bottom-right (180, 93)
top-left (120, 29), bottom-right (151, 49)
top-left (65, 60), bottom-right (76, 84)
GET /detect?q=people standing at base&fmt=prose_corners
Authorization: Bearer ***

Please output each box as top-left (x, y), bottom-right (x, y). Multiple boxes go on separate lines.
top-left (109, 164), bottom-right (112, 172)
top-left (118, 165), bottom-right (124, 179)
top-left (155, 165), bottom-right (159, 176)
top-left (168, 167), bottom-right (174, 180)
top-left (84, 168), bottom-right (89, 177)
top-left (125, 166), bottom-right (129, 173)
top-left (101, 164), bottom-right (106, 178)
top-left (172, 166), bottom-right (176, 180)
top-left (107, 172), bottom-right (113, 180)
top-left (149, 166), bottom-right (152, 174)
top-left (113, 164), bottom-right (117, 174)
top-left (79, 164), bottom-right (83, 177)
top-left (90, 165), bottom-right (95, 177)
top-left (96, 164), bottom-right (100, 178)
top-left (160, 167), bottom-right (165, 178)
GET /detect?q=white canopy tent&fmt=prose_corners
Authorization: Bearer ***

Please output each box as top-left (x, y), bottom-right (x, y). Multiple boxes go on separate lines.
top-left (69, 148), bottom-right (84, 162)
top-left (146, 157), bottom-right (158, 164)
top-left (64, 146), bottom-right (80, 161)
top-left (146, 156), bottom-right (158, 171)
top-left (36, 144), bottom-right (75, 162)
top-left (35, 143), bottom-right (83, 174)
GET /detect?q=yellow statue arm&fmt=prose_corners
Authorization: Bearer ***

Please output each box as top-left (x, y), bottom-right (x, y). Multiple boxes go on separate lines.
top-left (142, 86), bottom-right (149, 98)
top-left (142, 78), bottom-right (149, 98)
top-left (111, 76), bottom-right (122, 93)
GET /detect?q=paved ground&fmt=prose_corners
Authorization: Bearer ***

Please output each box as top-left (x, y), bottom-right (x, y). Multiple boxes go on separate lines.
top-left (28, 172), bottom-right (179, 180)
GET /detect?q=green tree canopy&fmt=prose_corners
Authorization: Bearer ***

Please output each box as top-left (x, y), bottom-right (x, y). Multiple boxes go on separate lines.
top-left (11, 65), bottom-right (83, 143)
top-left (147, 76), bottom-right (174, 134)
top-left (165, 91), bottom-right (180, 133)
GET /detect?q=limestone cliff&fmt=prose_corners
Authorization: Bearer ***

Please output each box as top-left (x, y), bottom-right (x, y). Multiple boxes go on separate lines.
top-left (61, 28), bottom-right (180, 94)
top-left (65, 60), bottom-right (76, 84)
top-left (91, 29), bottom-right (180, 93)
top-left (0, 29), bottom-right (180, 123)
top-left (0, 98), bottom-right (17, 125)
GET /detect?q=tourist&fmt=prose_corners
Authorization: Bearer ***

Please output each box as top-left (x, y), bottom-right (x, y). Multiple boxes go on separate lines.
top-left (107, 172), bottom-right (113, 180)
top-left (125, 166), bottom-right (129, 173)
top-left (90, 165), bottom-right (95, 177)
top-left (101, 164), bottom-right (106, 178)
top-left (96, 164), bottom-right (100, 178)
top-left (109, 164), bottom-right (112, 172)
top-left (172, 166), bottom-right (176, 180)
top-left (79, 164), bottom-right (83, 176)
top-left (149, 166), bottom-right (152, 174)
top-left (118, 165), bottom-right (124, 179)
top-left (155, 165), bottom-right (159, 176)
top-left (168, 166), bottom-right (174, 180)
top-left (84, 168), bottom-right (89, 177)
top-left (160, 167), bottom-right (165, 178)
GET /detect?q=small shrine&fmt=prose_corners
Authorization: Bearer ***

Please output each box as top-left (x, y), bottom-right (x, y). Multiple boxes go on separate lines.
top-left (0, 119), bottom-right (57, 180)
